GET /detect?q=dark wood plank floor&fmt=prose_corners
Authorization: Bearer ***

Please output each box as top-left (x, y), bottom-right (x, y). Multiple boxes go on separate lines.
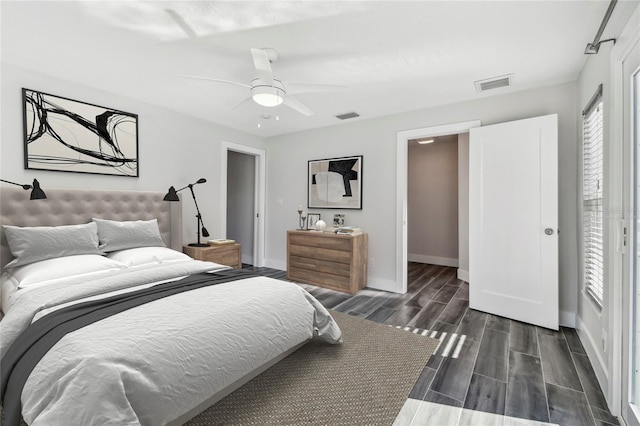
top-left (243, 262), bottom-right (619, 426)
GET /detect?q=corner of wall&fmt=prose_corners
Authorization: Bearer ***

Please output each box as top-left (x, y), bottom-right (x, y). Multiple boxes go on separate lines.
top-left (559, 310), bottom-right (576, 328)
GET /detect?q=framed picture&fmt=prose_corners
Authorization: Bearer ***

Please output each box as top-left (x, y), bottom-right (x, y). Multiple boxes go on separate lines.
top-left (308, 155), bottom-right (362, 209)
top-left (23, 88), bottom-right (139, 177)
top-left (307, 213), bottom-right (321, 230)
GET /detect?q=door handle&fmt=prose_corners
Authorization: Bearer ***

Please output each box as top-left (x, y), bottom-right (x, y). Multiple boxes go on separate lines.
top-left (544, 228), bottom-right (554, 235)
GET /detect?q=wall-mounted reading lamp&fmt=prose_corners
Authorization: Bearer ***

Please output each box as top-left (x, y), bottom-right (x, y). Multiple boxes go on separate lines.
top-left (163, 178), bottom-right (210, 247)
top-left (0, 178), bottom-right (47, 200)
top-left (584, 0), bottom-right (617, 54)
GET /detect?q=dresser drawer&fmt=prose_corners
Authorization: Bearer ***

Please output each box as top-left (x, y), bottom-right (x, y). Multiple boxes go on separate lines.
top-left (289, 255), bottom-right (351, 277)
top-left (289, 233), bottom-right (351, 251)
top-left (288, 244), bottom-right (351, 264)
top-left (288, 267), bottom-right (351, 292)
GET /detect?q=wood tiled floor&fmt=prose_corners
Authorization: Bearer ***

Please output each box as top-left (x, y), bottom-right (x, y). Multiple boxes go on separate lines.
top-left (243, 262), bottom-right (618, 426)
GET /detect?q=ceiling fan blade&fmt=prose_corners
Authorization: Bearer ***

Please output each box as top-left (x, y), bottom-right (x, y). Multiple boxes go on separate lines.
top-left (286, 83), bottom-right (348, 95)
top-left (250, 48), bottom-right (274, 85)
top-left (283, 95), bottom-right (314, 117)
top-left (177, 75), bottom-right (251, 89)
top-left (229, 96), bottom-right (253, 111)
top-left (165, 9), bottom-right (198, 38)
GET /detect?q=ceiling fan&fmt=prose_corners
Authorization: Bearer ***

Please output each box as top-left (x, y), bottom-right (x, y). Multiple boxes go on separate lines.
top-left (178, 48), bottom-right (346, 116)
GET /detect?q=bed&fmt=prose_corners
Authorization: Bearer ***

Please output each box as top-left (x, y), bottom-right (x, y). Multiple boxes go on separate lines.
top-left (0, 187), bottom-right (342, 426)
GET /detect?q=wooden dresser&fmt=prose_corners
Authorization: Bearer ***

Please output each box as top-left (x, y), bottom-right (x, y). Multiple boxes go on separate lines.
top-left (287, 230), bottom-right (367, 294)
top-left (183, 243), bottom-right (242, 269)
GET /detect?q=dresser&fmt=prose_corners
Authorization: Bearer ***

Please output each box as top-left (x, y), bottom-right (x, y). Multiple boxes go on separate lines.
top-left (183, 243), bottom-right (242, 269)
top-left (287, 230), bottom-right (367, 294)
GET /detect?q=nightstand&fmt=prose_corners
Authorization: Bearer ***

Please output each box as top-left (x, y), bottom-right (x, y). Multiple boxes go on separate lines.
top-left (183, 243), bottom-right (242, 269)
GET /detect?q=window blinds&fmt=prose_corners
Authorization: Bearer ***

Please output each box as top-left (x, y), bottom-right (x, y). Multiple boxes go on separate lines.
top-left (582, 84), bottom-right (604, 307)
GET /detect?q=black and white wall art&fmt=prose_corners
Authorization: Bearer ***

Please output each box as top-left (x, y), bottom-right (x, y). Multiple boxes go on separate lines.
top-left (308, 155), bottom-right (362, 209)
top-left (23, 88), bottom-right (139, 177)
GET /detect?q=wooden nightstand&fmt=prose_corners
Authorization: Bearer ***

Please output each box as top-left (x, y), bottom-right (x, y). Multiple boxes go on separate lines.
top-left (183, 243), bottom-right (242, 269)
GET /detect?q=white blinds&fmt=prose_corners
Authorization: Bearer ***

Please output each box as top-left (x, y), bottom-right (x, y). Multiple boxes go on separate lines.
top-left (582, 85), bottom-right (604, 307)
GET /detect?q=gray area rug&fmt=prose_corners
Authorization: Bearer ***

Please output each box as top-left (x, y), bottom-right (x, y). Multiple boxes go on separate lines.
top-left (185, 311), bottom-right (439, 426)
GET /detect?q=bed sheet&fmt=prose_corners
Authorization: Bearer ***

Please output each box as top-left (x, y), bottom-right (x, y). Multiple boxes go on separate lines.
top-left (0, 259), bottom-right (342, 425)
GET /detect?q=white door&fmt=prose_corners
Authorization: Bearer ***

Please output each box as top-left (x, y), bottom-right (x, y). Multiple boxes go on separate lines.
top-left (469, 114), bottom-right (558, 330)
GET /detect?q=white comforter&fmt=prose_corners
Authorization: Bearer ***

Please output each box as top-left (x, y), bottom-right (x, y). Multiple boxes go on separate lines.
top-left (0, 259), bottom-right (342, 426)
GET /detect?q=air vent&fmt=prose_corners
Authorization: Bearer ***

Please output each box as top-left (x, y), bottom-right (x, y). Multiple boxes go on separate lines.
top-left (336, 112), bottom-right (360, 120)
top-left (474, 74), bottom-right (513, 93)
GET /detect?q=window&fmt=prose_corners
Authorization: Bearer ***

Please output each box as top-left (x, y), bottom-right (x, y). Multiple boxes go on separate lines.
top-left (582, 84), bottom-right (604, 307)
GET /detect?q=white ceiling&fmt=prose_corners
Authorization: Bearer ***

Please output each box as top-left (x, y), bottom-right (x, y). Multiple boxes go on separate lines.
top-left (0, 1), bottom-right (619, 137)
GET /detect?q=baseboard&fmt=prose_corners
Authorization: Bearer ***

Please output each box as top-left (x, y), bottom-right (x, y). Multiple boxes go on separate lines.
top-left (408, 254), bottom-right (458, 267)
top-left (559, 310), bottom-right (576, 328)
top-left (575, 316), bottom-right (609, 399)
top-left (457, 269), bottom-right (469, 282)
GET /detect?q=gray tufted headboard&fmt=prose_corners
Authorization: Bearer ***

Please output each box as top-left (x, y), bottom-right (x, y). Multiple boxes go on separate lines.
top-left (0, 187), bottom-right (182, 269)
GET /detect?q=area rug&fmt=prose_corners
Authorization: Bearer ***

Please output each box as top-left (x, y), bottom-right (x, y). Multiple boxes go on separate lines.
top-left (185, 310), bottom-right (440, 426)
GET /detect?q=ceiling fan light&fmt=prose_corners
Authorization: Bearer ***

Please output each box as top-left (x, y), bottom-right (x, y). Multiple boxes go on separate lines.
top-left (252, 86), bottom-right (284, 107)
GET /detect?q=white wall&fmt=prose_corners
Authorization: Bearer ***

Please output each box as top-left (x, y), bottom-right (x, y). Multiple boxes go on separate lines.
top-left (407, 135), bottom-right (458, 266)
top-left (266, 82), bottom-right (578, 319)
top-left (0, 64), bottom-right (266, 245)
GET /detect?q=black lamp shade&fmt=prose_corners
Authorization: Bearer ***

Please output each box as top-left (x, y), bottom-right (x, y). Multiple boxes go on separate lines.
top-left (1, 178), bottom-right (47, 200)
top-left (29, 179), bottom-right (47, 200)
top-left (163, 186), bottom-right (180, 202)
top-left (202, 227), bottom-right (210, 238)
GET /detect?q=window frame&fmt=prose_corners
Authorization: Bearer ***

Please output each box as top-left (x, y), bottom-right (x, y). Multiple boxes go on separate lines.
top-left (582, 84), bottom-right (605, 309)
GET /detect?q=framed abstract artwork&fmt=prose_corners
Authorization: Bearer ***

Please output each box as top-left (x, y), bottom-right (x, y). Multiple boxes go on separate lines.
top-left (308, 155), bottom-right (363, 209)
top-left (23, 88), bottom-right (139, 177)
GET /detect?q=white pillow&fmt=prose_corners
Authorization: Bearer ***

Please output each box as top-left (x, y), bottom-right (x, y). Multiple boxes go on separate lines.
top-left (107, 247), bottom-right (189, 267)
top-left (3, 222), bottom-right (102, 268)
top-left (93, 218), bottom-right (165, 252)
top-left (3, 254), bottom-right (126, 289)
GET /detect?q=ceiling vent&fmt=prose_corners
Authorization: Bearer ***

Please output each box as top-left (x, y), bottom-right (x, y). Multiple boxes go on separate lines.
top-left (336, 112), bottom-right (360, 120)
top-left (474, 74), bottom-right (513, 93)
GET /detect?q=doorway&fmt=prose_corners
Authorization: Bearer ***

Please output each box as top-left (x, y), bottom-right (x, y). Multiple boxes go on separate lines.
top-left (407, 135), bottom-right (459, 268)
top-left (396, 120), bottom-right (481, 293)
top-left (220, 142), bottom-right (266, 267)
top-left (227, 151), bottom-right (255, 265)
